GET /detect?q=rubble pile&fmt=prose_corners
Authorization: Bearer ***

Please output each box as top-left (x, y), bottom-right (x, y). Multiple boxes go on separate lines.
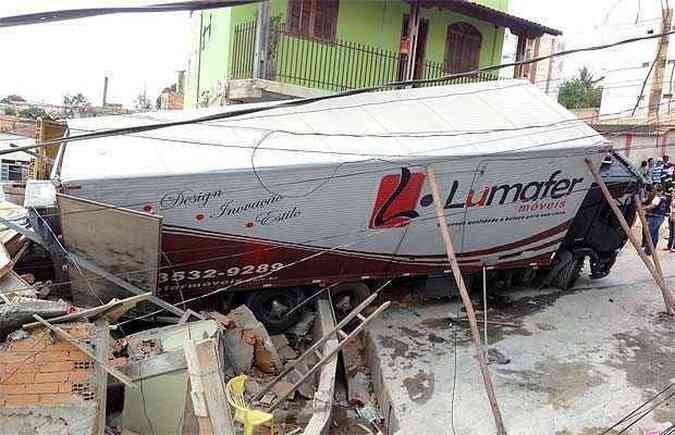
top-left (0, 198), bottom-right (388, 435)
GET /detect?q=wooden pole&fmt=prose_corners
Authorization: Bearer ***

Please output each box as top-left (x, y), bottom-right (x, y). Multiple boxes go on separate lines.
top-left (634, 196), bottom-right (667, 290)
top-left (184, 337), bottom-right (236, 435)
top-left (426, 168), bottom-right (507, 435)
top-left (94, 319), bottom-right (109, 435)
top-left (585, 159), bottom-right (674, 314)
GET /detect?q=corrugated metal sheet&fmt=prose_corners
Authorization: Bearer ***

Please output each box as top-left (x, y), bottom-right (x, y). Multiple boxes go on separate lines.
top-left (59, 80), bottom-right (604, 182)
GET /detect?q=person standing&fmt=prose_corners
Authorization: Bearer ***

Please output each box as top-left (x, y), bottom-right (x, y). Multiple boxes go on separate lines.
top-left (640, 160), bottom-right (650, 179)
top-left (652, 155), bottom-right (669, 184)
top-left (669, 194), bottom-right (675, 252)
top-left (647, 158), bottom-right (655, 183)
top-left (644, 184), bottom-right (669, 255)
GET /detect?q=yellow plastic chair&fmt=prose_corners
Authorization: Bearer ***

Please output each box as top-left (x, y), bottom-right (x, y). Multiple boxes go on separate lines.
top-left (226, 375), bottom-right (274, 435)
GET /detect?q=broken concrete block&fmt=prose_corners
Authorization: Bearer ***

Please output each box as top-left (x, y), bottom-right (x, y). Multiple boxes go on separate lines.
top-left (287, 311), bottom-right (316, 337)
top-left (271, 334), bottom-right (298, 362)
top-left (286, 362), bottom-right (317, 399)
top-left (222, 305), bottom-right (283, 375)
top-left (270, 381), bottom-right (296, 402)
top-left (0, 298), bottom-right (68, 341)
top-left (341, 335), bottom-right (365, 377)
top-left (347, 371), bottom-right (371, 405)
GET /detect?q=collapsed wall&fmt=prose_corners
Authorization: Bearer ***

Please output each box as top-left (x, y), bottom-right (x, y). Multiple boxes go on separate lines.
top-left (0, 323), bottom-right (102, 435)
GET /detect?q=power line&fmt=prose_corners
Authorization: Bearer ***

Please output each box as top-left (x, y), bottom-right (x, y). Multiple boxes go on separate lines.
top-left (7, 28), bottom-right (675, 158)
top-left (0, 1), bottom-right (263, 28)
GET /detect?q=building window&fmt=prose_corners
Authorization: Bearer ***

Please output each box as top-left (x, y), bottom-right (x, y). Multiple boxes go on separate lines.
top-left (444, 22), bottom-right (482, 74)
top-left (287, 0), bottom-right (339, 41)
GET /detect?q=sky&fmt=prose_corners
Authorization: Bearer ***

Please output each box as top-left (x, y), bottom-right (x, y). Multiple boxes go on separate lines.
top-left (0, 0), bottom-right (665, 108)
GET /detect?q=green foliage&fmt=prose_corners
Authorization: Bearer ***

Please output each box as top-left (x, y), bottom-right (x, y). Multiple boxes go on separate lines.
top-left (0, 94), bottom-right (26, 104)
top-left (558, 67), bottom-right (604, 109)
top-left (63, 93), bottom-right (90, 108)
top-left (3, 106), bottom-right (17, 116)
top-left (18, 106), bottom-right (49, 119)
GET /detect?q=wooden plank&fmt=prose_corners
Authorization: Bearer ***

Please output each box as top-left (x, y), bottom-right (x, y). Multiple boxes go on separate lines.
top-left (94, 319), bottom-right (109, 435)
top-left (427, 167), bottom-right (507, 435)
top-left (634, 197), bottom-right (667, 289)
top-left (585, 159), bottom-right (674, 314)
top-left (184, 337), bottom-right (235, 435)
top-left (23, 293), bottom-right (152, 330)
top-left (32, 314), bottom-right (137, 389)
top-left (57, 193), bottom-right (162, 306)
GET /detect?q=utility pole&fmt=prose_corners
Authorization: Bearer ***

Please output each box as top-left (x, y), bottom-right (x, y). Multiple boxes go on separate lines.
top-left (647, 6), bottom-right (673, 121)
top-left (102, 76), bottom-right (109, 107)
top-left (253, 0), bottom-right (270, 79)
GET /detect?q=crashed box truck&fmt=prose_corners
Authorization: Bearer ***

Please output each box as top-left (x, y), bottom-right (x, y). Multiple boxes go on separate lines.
top-left (42, 80), bottom-right (639, 330)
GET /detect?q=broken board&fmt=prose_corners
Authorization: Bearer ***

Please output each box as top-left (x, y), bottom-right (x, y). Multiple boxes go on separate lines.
top-left (57, 194), bottom-right (162, 306)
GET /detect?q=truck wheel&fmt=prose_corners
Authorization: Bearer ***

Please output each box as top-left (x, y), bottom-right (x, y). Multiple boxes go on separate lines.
top-left (554, 256), bottom-right (584, 290)
top-left (245, 288), bottom-right (304, 334)
top-left (329, 282), bottom-right (371, 320)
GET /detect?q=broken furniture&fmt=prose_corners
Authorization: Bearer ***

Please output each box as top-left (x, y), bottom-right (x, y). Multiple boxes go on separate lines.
top-left (226, 375), bottom-right (274, 435)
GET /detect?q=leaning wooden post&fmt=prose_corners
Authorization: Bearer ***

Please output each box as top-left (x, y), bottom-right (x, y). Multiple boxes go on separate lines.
top-left (634, 197), bottom-right (668, 290)
top-left (585, 158), bottom-right (674, 314)
top-left (426, 167), bottom-right (508, 435)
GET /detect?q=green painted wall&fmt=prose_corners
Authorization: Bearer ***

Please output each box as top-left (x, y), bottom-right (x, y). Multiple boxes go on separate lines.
top-left (187, 0), bottom-right (510, 108)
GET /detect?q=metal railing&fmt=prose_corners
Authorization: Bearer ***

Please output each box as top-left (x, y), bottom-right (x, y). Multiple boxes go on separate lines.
top-left (231, 20), bottom-right (502, 91)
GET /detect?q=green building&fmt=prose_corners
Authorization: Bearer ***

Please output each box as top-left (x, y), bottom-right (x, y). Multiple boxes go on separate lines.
top-left (185, 0), bottom-right (560, 108)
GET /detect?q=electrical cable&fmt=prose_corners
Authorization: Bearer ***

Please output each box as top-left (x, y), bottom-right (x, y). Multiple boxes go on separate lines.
top-left (7, 28), bottom-right (675, 158)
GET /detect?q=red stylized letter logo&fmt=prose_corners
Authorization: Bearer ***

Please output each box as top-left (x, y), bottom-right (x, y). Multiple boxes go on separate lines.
top-left (369, 168), bottom-right (426, 229)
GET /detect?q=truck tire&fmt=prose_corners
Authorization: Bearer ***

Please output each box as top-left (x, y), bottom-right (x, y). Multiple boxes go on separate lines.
top-left (245, 288), bottom-right (304, 334)
top-left (329, 282), bottom-right (371, 320)
top-left (553, 254), bottom-right (584, 290)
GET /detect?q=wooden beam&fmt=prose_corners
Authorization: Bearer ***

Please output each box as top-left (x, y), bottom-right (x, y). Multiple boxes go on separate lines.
top-left (585, 159), bottom-right (674, 314)
top-left (426, 167), bottom-right (507, 435)
top-left (184, 337), bottom-right (235, 435)
top-left (634, 197), bottom-right (668, 289)
top-left (32, 314), bottom-right (137, 389)
top-left (23, 293), bottom-right (152, 330)
top-left (94, 319), bottom-right (109, 435)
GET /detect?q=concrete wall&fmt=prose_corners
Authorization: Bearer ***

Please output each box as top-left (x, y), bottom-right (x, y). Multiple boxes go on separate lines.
top-left (0, 323), bottom-right (100, 435)
top-left (605, 131), bottom-right (675, 165)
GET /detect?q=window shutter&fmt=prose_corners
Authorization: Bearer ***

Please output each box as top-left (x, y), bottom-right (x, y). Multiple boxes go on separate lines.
top-left (445, 23), bottom-right (482, 74)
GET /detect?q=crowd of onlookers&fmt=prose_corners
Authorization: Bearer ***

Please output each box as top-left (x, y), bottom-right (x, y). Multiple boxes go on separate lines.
top-left (638, 155), bottom-right (675, 253)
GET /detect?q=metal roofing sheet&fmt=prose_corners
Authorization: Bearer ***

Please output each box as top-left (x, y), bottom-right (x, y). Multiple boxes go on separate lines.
top-left (59, 80), bottom-right (604, 182)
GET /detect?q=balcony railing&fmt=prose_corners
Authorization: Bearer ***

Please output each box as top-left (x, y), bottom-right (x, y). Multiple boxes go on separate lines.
top-left (231, 20), bottom-right (502, 92)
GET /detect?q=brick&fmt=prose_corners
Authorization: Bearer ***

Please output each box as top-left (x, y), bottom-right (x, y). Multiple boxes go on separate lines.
top-left (3, 372), bottom-right (35, 385)
top-left (35, 371), bottom-right (70, 383)
top-left (6, 338), bottom-right (48, 352)
top-left (45, 341), bottom-right (77, 351)
top-left (69, 371), bottom-right (90, 382)
top-left (41, 361), bottom-right (72, 372)
top-left (36, 350), bottom-right (69, 363)
top-left (40, 393), bottom-right (75, 406)
top-left (4, 384), bottom-right (28, 395)
top-left (5, 394), bottom-right (40, 407)
top-left (65, 350), bottom-right (88, 361)
top-left (0, 352), bottom-right (37, 364)
top-left (28, 382), bottom-right (60, 394)
top-left (59, 382), bottom-right (73, 393)
top-left (2, 362), bottom-right (43, 374)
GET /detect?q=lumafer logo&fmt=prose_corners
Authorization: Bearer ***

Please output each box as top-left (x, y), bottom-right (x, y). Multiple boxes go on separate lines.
top-left (369, 168), bottom-right (426, 229)
top-left (369, 168), bottom-right (583, 229)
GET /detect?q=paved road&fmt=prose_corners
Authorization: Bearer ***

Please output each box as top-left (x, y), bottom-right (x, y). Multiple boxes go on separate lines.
top-left (367, 251), bottom-right (675, 435)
